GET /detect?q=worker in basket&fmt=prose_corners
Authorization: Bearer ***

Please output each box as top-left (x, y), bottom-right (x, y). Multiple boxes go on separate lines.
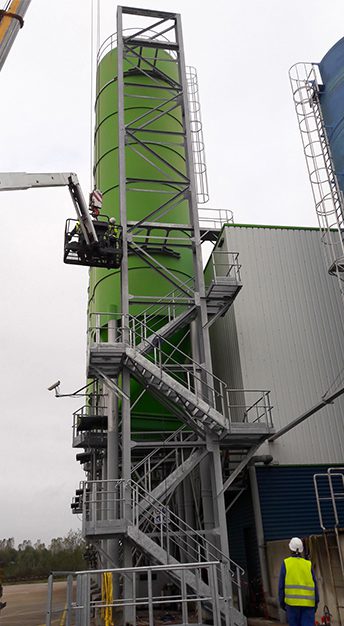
top-left (68, 220), bottom-right (82, 241)
top-left (105, 217), bottom-right (119, 249)
top-left (279, 537), bottom-right (319, 626)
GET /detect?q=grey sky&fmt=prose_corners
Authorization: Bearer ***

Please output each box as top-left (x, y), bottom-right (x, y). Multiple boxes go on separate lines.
top-left (0, 0), bottom-right (342, 545)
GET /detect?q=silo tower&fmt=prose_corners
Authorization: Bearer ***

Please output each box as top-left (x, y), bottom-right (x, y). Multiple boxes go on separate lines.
top-left (69, 6), bottom-right (273, 622)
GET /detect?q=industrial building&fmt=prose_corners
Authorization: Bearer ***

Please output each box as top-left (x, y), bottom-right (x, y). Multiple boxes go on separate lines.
top-left (2, 3), bottom-right (344, 626)
top-left (209, 223), bottom-right (344, 620)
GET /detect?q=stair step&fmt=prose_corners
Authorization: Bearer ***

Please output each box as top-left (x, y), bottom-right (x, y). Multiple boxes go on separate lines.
top-left (125, 347), bottom-right (238, 437)
top-left (192, 408), bottom-right (204, 417)
top-left (166, 390), bottom-right (178, 399)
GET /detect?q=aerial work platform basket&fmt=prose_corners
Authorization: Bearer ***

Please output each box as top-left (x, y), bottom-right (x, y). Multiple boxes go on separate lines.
top-left (64, 218), bottom-right (122, 269)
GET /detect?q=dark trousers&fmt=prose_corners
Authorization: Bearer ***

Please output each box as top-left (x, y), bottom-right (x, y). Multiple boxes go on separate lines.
top-left (286, 606), bottom-right (315, 626)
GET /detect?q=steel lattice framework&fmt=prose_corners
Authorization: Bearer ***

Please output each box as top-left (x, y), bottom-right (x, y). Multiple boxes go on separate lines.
top-left (72, 7), bottom-right (273, 624)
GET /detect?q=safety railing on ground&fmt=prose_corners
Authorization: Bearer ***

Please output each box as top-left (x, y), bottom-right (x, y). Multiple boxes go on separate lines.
top-left (46, 561), bottom-right (225, 626)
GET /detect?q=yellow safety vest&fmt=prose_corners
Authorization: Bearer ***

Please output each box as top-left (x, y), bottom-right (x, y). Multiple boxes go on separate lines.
top-left (284, 557), bottom-right (315, 607)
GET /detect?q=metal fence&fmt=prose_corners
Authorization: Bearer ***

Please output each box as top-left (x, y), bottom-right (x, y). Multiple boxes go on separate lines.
top-left (46, 561), bottom-right (226, 626)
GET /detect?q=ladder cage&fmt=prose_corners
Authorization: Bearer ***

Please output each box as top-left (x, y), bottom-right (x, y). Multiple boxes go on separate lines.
top-left (290, 62), bottom-right (344, 293)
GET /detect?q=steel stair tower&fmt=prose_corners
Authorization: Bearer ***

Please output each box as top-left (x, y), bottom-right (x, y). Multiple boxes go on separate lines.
top-left (71, 7), bottom-right (274, 624)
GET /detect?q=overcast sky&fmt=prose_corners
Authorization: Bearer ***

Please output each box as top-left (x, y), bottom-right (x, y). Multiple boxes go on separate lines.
top-left (0, 0), bottom-right (343, 545)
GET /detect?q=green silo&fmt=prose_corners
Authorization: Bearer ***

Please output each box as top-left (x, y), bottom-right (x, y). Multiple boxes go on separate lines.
top-left (88, 42), bottom-right (193, 433)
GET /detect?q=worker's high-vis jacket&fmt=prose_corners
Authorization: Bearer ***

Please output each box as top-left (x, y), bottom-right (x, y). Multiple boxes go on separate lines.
top-left (279, 555), bottom-right (319, 609)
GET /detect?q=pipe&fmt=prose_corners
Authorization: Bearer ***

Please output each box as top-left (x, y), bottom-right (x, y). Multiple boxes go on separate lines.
top-left (269, 383), bottom-right (344, 442)
top-left (249, 466), bottom-right (270, 596)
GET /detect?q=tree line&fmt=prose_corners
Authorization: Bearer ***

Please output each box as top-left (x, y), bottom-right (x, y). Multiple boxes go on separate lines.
top-left (0, 530), bottom-right (87, 582)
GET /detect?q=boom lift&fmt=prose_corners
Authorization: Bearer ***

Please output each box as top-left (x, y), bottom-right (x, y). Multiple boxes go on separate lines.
top-left (0, 0), bottom-right (31, 71)
top-left (0, 172), bottom-right (122, 269)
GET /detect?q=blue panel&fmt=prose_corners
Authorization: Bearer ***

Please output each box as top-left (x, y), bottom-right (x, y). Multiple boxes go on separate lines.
top-left (227, 486), bottom-right (259, 574)
top-left (319, 37), bottom-right (344, 193)
top-left (256, 466), bottom-right (344, 541)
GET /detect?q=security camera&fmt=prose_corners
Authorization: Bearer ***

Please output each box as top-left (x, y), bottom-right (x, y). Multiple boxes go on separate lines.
top-left (47, 380), bottom-right (60, 391)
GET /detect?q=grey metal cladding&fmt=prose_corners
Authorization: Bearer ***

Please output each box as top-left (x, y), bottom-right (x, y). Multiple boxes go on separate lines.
top-left (210, 225), bottom-right (344, 464)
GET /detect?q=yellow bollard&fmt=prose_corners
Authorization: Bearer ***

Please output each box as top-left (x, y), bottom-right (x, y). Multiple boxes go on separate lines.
top-left (102, 572), bottom-right (114, 626)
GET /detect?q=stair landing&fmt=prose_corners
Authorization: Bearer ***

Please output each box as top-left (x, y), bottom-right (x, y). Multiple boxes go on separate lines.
top-left (88, 342), bottom-right (126, 377)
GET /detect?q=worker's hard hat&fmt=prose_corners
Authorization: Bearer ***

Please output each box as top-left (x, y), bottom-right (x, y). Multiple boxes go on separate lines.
top-left (289, 537), bottom-right (303, 553)
top-left (109, 217), bottom-right (116, 224)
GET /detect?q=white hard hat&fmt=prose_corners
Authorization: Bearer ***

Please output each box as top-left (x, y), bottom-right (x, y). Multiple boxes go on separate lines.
top-left (109, 217), bottom-right (116, 224)
top-left (289, 537), bottom-right (304, 553)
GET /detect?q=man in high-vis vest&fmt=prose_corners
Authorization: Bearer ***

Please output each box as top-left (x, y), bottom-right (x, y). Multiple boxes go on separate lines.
top-left (279, 537), bottom-right (319, 626)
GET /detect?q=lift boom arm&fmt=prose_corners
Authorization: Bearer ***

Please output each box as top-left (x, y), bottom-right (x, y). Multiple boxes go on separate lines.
top-left (0, 171), bottom-right (98, 244)
top-left (0, 0), bottom-right (31, 72)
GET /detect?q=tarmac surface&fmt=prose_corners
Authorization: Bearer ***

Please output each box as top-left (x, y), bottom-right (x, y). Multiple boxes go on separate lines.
top-left (0, 582), bottom-right (290, 626)
top-left (0, 581), bottom-right (67, 626)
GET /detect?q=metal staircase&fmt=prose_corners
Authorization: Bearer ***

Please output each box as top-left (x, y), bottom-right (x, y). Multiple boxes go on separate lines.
top-left (82, 478), bottom-right (245, 624)
top-left (86, 312), bottom-right (272, 438)
top-left (74, 304), bottom-right (273, 621)
top-left (66, 8), bottom-right (275, 625)
top-left (78, 311), bottom-right (273, 612)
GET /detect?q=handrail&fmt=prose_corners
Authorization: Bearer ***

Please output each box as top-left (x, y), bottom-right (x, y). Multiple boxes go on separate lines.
top-left (86, 311), bottom-right (273, 427)
top-left (124, 313), bottom-right (229, 417)
top-left (132, 424), bottom-right (187, 475)
top-left (206, 250), bottom-right (241, 286)
top-left (46, 561), bottom-right (226, 626)
top-left (130, 477), bottom-right (243, 574)
top-left (198, 207), bottom-right (234, 229)
top-left (314, 468), bottom-right (344, 532)
top-left (82, 477), bottom-right (244, 601)
top-left (137, 276), bottom-right (195, 324)
top-left (97, 28), bottom-right (176, 65)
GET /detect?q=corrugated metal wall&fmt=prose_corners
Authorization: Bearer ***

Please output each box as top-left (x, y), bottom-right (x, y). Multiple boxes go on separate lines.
top-left (211, 225), bottom-right (344, 464)
top-left (256, 465), bottom-right (344, 540)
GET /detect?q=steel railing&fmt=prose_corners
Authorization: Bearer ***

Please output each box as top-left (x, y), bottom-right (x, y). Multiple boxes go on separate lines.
top-left (131, 425), bottom-right (197, 492)
top-left (198, 207), bottom-right (234, 230)
top-left (81, 478), bottom-right (244, 612)
top-left (86, 311), bottom-right (273, 428)
top-left (97, 27), bottom-right (178, 65)
top-left (205, 250), bottom-right (241, 288)
top-left (46, 561), bottom-right (225, 626)
top-left (314, 467), bottom-right (344, 531)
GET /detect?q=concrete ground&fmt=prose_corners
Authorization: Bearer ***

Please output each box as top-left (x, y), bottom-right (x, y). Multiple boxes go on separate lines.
top-left (0, 583), bottom-right (290, 626)
top-left (0, 581), bottom-right (67, 626)
top-left (248, 618), bottom-right (288, 626)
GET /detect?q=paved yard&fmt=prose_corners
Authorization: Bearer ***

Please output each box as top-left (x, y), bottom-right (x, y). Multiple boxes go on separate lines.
top-left (0, 581), bottom-right (67, 626)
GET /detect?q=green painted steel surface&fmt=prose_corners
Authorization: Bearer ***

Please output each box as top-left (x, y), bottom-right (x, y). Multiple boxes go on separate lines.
top-left (88, 44), bottom-right (193, 432)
